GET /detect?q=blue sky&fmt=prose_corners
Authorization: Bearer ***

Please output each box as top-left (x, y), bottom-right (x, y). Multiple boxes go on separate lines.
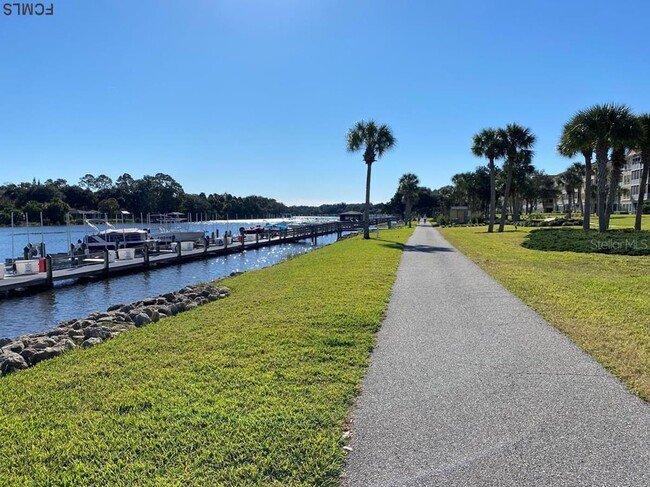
top-left (1, 0), bottom-right (649, 206)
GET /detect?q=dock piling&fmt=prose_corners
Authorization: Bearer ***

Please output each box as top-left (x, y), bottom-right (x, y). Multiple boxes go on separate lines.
top-left (45, 255), bottom-right (53, 289)
top-left (103, 249), bottom-right (110, 276)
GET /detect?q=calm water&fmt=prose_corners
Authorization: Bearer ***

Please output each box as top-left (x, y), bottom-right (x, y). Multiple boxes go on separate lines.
top-left (0, 218), bottom-right (339, 339)
top-left (0, 217), bottom-right (337, 259)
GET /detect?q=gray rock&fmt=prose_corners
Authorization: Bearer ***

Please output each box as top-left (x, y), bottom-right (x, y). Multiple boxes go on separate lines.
top-left (2, 340), bottom-right (25, 354)
top-left (30, 347), bottom-right (64, 365)
top-left (60, 339), bottom-right (77, 351)
top-left (46, 328), bottom-right (67, 337)
top-left (0, 337), bottom-right (12, 347)
top-left (134, 313), bottom-right (152, 327)
top-left (84, 326), bottom-right (112, 340)
top-left (0, 351), bottom-right (28, 375)
top-left (19, 348), bottom-right (36, 362)
top-left (32, 337), bottom-right (57, 350)
top-left (81, 337), bottom-right (103, 348)
top-left (89, 312), bottom-right (111, 320)
top-left (106, 303), bottom-right (123, 312)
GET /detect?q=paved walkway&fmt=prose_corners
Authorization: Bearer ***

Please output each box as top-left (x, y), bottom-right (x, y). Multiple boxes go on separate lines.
top-left (342, 224), bottom-right (650, 486)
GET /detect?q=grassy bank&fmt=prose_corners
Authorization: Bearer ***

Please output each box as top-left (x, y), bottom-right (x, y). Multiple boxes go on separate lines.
top-left (439, 226), bottom-right (650, 401)
top-left (0, 227), bottom-right (412, 486)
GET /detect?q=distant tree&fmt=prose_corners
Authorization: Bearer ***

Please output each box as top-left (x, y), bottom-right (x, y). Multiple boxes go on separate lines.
top-left (413, 187), bottom-right (439, 217)
top-left (398, 173), bottom-right (420, 227)
top-left (471, 128), bottom-right (505, 232)
top-left (43, 198), bottom-right (69, 224)
top-left (79, 174), bottom-right (97, 191)
top-left (61, 185), bottom-right (96, 211)
top-left (22, 200), bottom-right (45, 220)
top-left (346, 120), bottom-right (396, 239)
top-left (94, 174), bottom-right (114, 191)
top-left (498, 124), bottom-right (536, 232)
top-left (558, 115), bottom-right (594, 229)
top-left (97, 198), bottom-right (121, 218)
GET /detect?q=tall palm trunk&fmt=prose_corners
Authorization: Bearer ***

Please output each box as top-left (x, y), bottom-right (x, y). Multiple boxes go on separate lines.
top-left (635, 155), bottom-right (650, 231)
top-left (405, 198), bottom-right (413, 227)
top-left (606, 148), bottom-right (625, 224)
top-left (595, 143), bottom-right (609, 233)
top-left (583, 152), bottom-right (592, 231)
top-left (577, 183), bottom-right (583, 215)
top-left (513, 194), bottom-right (520, 222)
top-left (363, 162), bottom-right (372, 239)
top-left (488, 157), bottom-right (496, 233)
top-left (498, 162), bottom-right (513, 232)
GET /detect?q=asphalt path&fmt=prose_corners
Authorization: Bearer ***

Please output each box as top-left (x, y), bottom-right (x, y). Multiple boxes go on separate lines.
top-left (342, 224), bottom-right (650, 486)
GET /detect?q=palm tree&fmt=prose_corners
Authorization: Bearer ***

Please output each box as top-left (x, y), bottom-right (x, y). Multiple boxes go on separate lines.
top-left (573, 103), bottom-right (640, 232)
top-left (498, 124), bottom-right (536, 232)
top-left (569, 162), bottom-right (586, 214)
top-left (634, 114), bottom-right (650, 231)
top-left (558, 114), bottom-right (594, 230)
top-left (347, 120), bottom-right (396, 239)
top-left (606, 114), bottom-right (643, 221)
top-left (509, 151), bottom-right (535, 222)
top-left (471, 129), bottom-right (505, 232)
top-left (557, 164), bottom-right (584, 217)
top-left (398, 173), bottom-right (420, 227)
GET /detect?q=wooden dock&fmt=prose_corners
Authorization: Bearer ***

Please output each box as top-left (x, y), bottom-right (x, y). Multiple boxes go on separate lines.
top-left (0, 220), bottom-right (390, 297)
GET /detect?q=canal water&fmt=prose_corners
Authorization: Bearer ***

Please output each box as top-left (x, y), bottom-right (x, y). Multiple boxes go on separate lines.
top-left (0, 218), bottom-right (340, 339)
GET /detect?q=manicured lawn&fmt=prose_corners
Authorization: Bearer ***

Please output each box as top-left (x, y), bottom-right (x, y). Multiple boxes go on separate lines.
top-left (439, 225), bottom-right (650, 402)
top-left (0, 227), bottom-right (413, 486)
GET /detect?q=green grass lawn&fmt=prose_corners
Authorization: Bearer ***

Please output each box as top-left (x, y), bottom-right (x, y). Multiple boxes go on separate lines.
top-left (0, 227), bottom-right (413, 486)
top-left (439, 225), bottom-right (650, 402)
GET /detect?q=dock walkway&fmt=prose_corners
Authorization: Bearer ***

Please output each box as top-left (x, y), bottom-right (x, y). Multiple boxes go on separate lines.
top-left (0, 220), bottom-right (374, 295)
top-left (342, 223), bottom-right (650, 486)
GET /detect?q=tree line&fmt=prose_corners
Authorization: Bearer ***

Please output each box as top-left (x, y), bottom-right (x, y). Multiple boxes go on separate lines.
top-left (381, 104), bottom-right (649, 233)
top-left (0, 173), bottom-right (385, 225)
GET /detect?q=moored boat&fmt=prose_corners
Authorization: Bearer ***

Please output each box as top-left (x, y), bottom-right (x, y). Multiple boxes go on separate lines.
top-left (83, 220), bottom-right (157, 251)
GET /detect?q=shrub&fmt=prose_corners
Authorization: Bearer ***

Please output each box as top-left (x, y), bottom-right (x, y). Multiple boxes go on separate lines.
top-left (522, 228), bottom-right (650, 255)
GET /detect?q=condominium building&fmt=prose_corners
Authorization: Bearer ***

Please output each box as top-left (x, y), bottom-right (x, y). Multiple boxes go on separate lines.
top-left (620, 150), bottom-right (649, 213)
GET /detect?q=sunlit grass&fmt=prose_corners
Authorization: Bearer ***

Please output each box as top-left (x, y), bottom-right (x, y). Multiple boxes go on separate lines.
top-left (0, 227), bottom-right (413, 485)
top-left (440, 226), bottom-right (650, 402)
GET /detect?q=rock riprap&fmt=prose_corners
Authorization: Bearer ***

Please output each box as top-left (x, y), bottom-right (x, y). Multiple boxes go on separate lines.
top-left (0, 284), bottom-right (230, 376)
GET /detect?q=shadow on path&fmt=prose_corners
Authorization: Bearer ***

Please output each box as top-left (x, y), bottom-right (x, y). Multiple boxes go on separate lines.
top-left (404, 244), bottom-right (454, 253)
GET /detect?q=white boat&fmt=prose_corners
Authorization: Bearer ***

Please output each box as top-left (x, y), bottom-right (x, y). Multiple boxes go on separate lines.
top-left (83, 220), bottom-right (157, 251)
top-left (150, 213), bottom-right (205, 244)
